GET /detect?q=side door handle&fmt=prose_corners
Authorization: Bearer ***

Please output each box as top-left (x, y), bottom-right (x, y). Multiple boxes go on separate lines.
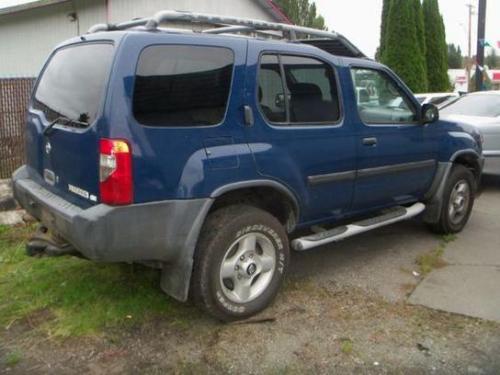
top-left (362, 137), bottom-right (377, 146)
top-left (243, 105), bottom-right (254, 127)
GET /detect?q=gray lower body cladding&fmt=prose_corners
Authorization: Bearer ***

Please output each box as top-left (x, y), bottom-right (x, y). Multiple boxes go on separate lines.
top-left (12, 165), bottom-right (212, 301)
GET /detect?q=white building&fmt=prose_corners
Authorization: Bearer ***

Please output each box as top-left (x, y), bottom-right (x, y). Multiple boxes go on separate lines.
top-left (0, 0), bottom-right (290, 77)
top-left (449, 68), bottom-right (500, 92)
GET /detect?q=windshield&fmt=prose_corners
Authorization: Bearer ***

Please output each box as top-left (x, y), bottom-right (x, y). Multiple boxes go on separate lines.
top-left (33, 43), bottom-right (114, 125)
top-left (440, 94), bottom-right (500, 118)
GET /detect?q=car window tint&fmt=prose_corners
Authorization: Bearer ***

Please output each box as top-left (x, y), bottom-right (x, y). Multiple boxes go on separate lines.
top-left (351, 68), bottom-right (417, 124)
top-left (34, 43), bottom-right (114, 125)
top-left (133, 45), bottom-right (234, 127)
top-left (258, 54), bottom-right (287, 123)
top-left (440, 95), bottom-right (500, 117)
top-left (282, 55), bottom-right (340, 124)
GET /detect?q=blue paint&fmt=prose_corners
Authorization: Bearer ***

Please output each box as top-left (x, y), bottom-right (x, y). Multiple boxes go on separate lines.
top-left (24, 31), bottom-right (482, 228)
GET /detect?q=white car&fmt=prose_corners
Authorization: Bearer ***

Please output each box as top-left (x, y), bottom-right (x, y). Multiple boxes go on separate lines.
top-left (415, 92), bottom-right (460, 108)
top-left (440, 91), bottom-right (500, 176)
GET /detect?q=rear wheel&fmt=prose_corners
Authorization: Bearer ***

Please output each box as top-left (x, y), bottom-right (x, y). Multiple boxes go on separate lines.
top-left (191, 205), bottom-right (289, 321)
top-left (429, 164), bottom-right (475, 234)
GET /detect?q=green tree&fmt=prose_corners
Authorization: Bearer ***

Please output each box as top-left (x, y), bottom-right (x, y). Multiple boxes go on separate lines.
top-left (485, 48), bottom-right (499, 68)
top-left (376, 0), bottom-right (392, 61)
top-left (413, 0), bottom-right (427, 90)
top-left (275, 0), bottom-right (327, 30)
top-left (423, 0), bottom-right (449, 91)
top-left (381, 0), bottom-right (427, 92)
top-left (447, 43), bottom-right (463, 69)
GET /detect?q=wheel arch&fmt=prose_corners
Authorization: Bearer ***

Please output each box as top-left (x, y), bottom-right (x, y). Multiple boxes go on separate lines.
top-left (423, 149), bottom-right (482, 224)
top-left (450, 149), bottom-right (482, 187)
top-left (210, 180), bottom-right (300, 233)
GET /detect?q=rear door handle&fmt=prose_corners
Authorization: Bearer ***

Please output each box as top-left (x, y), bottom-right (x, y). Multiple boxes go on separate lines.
top-left (362, 137), bottom-right (377, 146)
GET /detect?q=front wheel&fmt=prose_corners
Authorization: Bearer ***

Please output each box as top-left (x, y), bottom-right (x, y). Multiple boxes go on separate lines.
top-left (191, 205), bottom-right (289, 321)
top-left (429, 164), bottom-right (475, 234)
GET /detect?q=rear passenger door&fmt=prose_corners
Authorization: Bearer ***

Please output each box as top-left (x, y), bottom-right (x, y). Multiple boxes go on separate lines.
top-left (245, 43), bottom-right (357, 224)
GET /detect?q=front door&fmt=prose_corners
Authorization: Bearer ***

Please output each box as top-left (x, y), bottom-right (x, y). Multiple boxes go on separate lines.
top-left (244, 43), bottom-right (357, 224)
top-left (350, 67), bottom-right (438, 211)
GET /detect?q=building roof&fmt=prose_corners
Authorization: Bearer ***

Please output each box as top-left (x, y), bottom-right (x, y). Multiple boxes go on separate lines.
top-left (0, 0), bottom-right (292, 23)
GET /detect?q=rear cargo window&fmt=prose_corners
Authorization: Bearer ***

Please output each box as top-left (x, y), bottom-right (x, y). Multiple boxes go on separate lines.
top-left (33, 43), bottom-right (113, 126)
top-left (133, 45), bottom-right (234, 127)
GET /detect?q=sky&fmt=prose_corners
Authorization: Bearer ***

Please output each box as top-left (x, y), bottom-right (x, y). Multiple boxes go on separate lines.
top-left (314, 0), bottom-right (500, 59)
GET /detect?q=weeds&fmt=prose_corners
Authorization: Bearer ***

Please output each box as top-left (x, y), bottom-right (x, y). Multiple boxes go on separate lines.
top-left (416, 234), bottom-right (456, 275)
top-left (3, 350), bottom-right (22, 367)
top-left (0, 224), bottom-right (194, 337)
top-left (340, 338), bottom-right (353, 354)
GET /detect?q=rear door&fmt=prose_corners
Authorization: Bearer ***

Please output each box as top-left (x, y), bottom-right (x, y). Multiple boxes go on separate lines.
top-left (27, 42), bottom-right (114, 207)
top-left (350, 67), bottom-right (438, 210)
top-left (244, 43), bottom-right (357, 224)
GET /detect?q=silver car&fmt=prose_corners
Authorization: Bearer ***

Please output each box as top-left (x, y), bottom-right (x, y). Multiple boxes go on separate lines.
top-left (440, 91), bottom-right (500, 176)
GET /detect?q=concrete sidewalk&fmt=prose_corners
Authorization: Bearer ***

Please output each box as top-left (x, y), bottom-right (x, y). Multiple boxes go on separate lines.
top-left (409, 180), bottom-right (500, 322)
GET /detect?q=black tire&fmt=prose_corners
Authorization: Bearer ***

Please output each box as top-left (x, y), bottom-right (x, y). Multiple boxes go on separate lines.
top-left (191, 205), bottom-right (289, 322)
top-left (429, 164), bottom-right (475, 234)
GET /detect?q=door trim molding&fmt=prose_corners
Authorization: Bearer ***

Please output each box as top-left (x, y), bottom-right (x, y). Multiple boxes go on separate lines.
top-left (308, 170), bottom-right (356, 185)
top-left (357, 159), bottom-right (436, 178)
top-left (308, 159), bottom-right (436, 185)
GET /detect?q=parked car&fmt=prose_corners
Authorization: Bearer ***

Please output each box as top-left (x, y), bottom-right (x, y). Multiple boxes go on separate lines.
top-left (440, 91), bottom-right (500, 176)
top-left (415, 92), bottom-right (460, 108)
top-left (12, 11), bottom-right (484, 321)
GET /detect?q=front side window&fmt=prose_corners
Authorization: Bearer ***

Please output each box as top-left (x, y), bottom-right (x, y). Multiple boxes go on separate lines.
top-left (258, 54), bottom-right (341, 125)
top-left (34, 43), bottom-right (114, 126)
top-left (133, 45), bottom-right (234, 127)
top-left (351, 68), bottom-right (417, 124)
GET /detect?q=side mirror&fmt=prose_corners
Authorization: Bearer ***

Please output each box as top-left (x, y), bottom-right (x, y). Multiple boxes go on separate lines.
top-left (421, 103), bottom-right (439, 124)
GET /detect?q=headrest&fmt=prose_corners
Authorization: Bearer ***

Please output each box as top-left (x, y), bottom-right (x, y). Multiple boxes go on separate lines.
top-left (289, 83), bottom-right (322, 98)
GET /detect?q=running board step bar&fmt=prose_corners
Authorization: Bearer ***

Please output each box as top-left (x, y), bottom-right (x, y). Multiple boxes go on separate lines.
top-left (292, 203), bottom-right (426, 251)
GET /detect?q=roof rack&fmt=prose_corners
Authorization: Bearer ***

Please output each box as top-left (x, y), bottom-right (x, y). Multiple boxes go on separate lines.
top-left (87, 10), bottom-right (365, 58)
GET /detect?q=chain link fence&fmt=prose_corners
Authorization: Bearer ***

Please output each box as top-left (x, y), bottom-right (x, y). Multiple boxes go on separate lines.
top-left (0, 77), bottom-right (36, 178)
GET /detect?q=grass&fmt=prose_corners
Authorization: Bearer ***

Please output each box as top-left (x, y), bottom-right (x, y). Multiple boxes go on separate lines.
top-left (339, 338), bottom-right (353, 354)
top-left (416, 234), bottom-right (457, 275)
top-left (0, 224), bottom-right (191, 337)
top-left (3, 350), bottom-right (22, 367)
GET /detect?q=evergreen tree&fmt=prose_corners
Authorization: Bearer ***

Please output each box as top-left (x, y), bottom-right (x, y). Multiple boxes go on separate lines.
top-left (423, 0), bottom-right (449, 91)
top-left (275, 0), bottom-right (327, 30)
top-left (413, 1), bottom-right (426, 60)
top-left (381, 0), bottom-right (427, 92)
top-left (485, 49), bottom-right (499, 68)
top-left (447, 44), bottom-right (463, 69)
top-left (376, 0), bottom-right (392, 61)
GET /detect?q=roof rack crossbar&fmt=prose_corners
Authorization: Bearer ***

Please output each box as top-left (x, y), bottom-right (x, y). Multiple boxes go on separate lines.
top-left (87, 10), bottom-right (365, 57)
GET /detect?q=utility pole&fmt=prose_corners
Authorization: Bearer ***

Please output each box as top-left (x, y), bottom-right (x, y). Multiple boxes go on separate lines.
top-left (475, 0), bottom-right (487, 91)
top-left (465, 2), bottom-right (475, 91)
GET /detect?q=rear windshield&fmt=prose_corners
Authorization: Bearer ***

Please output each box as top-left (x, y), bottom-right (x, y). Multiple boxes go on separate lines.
top-left (33, 43), bottom-right (114, 126)
top-left (133, 45), bottom-right (234, 127)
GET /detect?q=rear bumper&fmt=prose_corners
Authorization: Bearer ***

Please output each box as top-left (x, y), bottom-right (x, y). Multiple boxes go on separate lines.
top-left (12, 165), bottom-right (212, 263)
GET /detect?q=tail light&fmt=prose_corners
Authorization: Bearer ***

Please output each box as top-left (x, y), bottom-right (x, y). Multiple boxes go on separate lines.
top-left (99, 138), bottom-right (133, 205)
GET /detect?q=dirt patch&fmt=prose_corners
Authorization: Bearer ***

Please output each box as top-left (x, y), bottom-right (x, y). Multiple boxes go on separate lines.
top-left (2, 279), bottom-right (499, 374)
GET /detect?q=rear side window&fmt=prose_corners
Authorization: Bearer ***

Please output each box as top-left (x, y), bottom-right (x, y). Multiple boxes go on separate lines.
top-left (34, 43), bottom-right (114, 126)
top-left (258, 54), bottom-right (341, 125)
top-left (133, 45), bottom-right (234, 127)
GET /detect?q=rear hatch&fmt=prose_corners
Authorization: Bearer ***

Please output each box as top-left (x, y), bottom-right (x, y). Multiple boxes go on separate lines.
top-left (26, 42), bottom-right (114, 207)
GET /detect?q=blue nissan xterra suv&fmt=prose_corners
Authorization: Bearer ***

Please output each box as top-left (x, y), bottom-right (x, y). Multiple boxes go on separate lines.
top-left (13, 11), bottom-right (484, 321)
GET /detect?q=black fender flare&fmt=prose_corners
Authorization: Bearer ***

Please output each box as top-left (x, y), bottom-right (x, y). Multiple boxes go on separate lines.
top-left (423, 149), bottom-right (483, 223)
